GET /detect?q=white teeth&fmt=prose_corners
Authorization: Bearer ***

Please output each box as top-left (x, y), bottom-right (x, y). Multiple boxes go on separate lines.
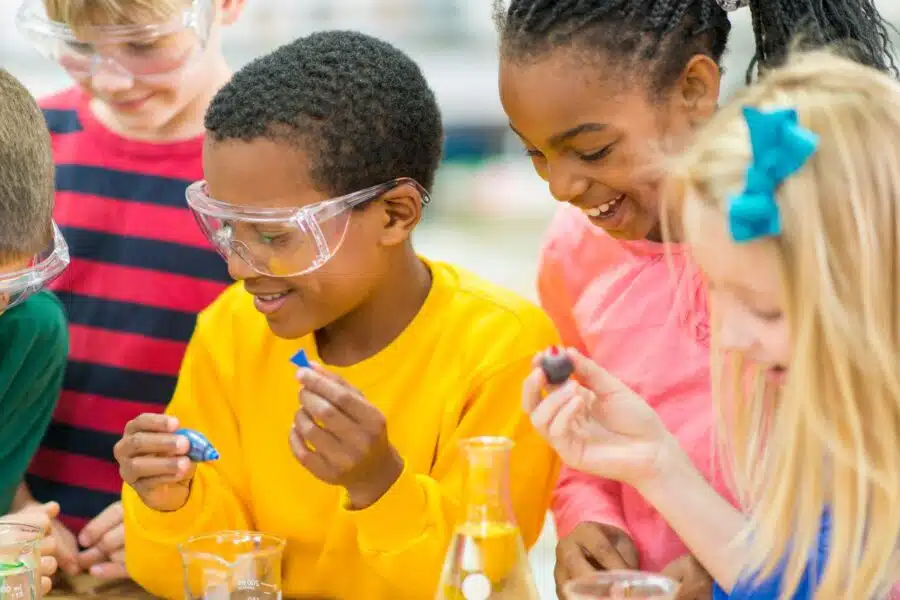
top-left (258, 293), bottom-right (287, 301)
top-left (582, 194), bottom-right (624, 218)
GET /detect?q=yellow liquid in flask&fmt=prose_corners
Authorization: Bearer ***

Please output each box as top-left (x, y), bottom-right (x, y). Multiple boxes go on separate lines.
top-left (435, 438), bottom-right (540, 600)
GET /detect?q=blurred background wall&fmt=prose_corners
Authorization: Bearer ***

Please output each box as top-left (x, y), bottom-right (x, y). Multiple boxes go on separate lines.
top-left (2, 2), bottom-right (899, 597)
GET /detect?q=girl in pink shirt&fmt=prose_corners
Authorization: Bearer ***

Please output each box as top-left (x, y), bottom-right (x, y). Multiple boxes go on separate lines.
top-left (493, 0), bottom-right (896, 594)
top-left (537, 204), bottom-right (725, 576)
top-left (525, 51), bottom-right (900, 600)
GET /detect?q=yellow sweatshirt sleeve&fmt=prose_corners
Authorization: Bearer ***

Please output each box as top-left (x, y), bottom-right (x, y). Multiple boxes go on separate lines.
top-left (341, 353), bottom-right (561, 598)
top-left (122, 317), bottom-right (252, 600)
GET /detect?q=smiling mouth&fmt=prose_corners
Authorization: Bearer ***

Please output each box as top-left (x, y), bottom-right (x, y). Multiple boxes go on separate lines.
top-left (106, 94), bottom-right (153, 108)
top-left (582, 193), bottom-right (625, 219)
top-left (255, 292), bottom-right (290, 301)
top-left (250, 289), bottom-right (294, 316)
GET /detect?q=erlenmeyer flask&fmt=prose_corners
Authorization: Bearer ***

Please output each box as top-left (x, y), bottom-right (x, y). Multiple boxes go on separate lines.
top-left (436, 436), bottom-right (540, 600)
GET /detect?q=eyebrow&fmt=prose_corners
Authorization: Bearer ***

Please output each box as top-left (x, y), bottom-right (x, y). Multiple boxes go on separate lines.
top-left (509, 122), bottom-right (609, 149)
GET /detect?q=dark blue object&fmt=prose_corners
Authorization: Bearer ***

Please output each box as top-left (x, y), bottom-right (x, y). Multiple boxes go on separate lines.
top-left (291, 349), bottom-right (311, 368)
top-left (176, 428), bottom-right (219, 462)
top-left (540, 347), bottom-right (574, 385)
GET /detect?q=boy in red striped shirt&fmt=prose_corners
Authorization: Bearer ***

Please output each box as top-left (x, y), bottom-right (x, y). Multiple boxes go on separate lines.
top-left (12, 0), bottom-right (247, 582)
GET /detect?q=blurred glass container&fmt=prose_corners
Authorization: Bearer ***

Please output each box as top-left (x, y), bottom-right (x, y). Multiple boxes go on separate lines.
top-left (180, 531), bottom-right (285, 600)
top-left (563, 571), bottom-right (679, 599)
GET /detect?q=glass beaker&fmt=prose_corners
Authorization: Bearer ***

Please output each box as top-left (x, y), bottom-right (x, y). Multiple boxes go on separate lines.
top-left (564, 571), bottom-right (679, 599)
top-left (179, 531), bottom-right (285, 600)
top-left (435, 436), bottom-right (540, 600)
top-left (0, 523), bottom-right (42, 600)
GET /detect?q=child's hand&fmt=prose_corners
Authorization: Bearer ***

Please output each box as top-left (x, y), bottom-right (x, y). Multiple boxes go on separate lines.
top-left (49, 517), bottom-right (80, 576)
top-left (522, 348), bottom-right (674, 490)
top-left (662, 554), bottom-right (713, 600)
top-left (76, 501), bottom-right (127, 580)
top-left (38, 533), bottom-right (57, 594)
top-left (1, 501), bottom-right (60, 594)
top-left (293, 364), bottom-right (403, 509)
top-left (114, 414), bottom-right (196, 512)
top-left (10, 497), bottom-right (79, 576)
top-left (554, 522), bottom-right (638, 597)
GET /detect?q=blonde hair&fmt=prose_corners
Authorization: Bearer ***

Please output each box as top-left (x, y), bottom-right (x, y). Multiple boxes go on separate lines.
top-left (43, 0), bottom-right (188, 27)
top-left (675, 50), bottom-right (900, 599)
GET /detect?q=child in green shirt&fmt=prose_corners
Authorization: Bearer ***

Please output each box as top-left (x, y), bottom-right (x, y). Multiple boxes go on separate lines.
top-left (0, 68), bottom-right (71, 594)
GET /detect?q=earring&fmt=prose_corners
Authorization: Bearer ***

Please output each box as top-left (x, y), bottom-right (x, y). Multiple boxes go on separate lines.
top-left (716, 0), bottom-right (749, 11)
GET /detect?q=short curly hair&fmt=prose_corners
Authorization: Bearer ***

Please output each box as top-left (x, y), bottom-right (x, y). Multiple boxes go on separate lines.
top-left (205, 30), bottom-right (445, 195)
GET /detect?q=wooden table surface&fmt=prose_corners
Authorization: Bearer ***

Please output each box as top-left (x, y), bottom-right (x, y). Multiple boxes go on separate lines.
top-left (48, 574), bottom-right (156, 599)
top-left (47, 574), bottom-right (336, 599)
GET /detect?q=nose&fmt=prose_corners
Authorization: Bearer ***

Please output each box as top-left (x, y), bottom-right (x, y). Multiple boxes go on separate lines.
top-left (226, 252), bottom-right (255, 282)
top-left (88, 58), bottom-right (134, 94)
top-left (545, 159), bottom-right (590, 204)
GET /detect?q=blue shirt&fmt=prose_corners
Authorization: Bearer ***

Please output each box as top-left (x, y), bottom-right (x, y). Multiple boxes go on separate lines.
top-left (713, 514), bottom-right (830, 599)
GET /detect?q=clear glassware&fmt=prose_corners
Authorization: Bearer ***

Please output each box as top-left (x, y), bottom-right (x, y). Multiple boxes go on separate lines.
top-left (436, 436), bottom-right (540, 600)
top-left (179, 531), bottom-right (285, 600)
top-left (0, 523), bottom-right (42, 600)
top-left (564, 571), bottom-right (679, 599)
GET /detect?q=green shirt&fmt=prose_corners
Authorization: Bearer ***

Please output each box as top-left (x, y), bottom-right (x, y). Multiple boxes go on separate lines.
top-left (0, 291), bottom-right (68, 515)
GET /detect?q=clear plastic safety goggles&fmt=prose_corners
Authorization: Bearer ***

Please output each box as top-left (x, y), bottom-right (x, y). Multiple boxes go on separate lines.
top-left (0, 223), bottom-right (70, 313)
top-left (15, 0), bottom-right (214, 83)
top-left (186, 178), bottom-right (430, 278)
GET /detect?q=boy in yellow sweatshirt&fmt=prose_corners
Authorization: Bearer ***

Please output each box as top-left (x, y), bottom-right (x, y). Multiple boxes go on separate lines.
top-left (114, 31), bottom-right (559, 599)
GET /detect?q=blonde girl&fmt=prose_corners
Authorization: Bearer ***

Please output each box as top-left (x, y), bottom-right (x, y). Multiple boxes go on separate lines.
top-left (524, 50), bottom-right (900, 599)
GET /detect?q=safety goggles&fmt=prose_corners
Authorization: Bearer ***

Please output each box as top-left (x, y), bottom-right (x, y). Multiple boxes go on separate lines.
top-left (186, 178), bottom-right (430, 278)
top-left (0, 223), bottom-right (70, 313)
top-left (15, 0), bottom-right (214, 84)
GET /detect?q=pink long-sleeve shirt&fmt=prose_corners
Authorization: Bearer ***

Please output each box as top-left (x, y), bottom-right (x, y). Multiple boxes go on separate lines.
top-left (539, 204), bottom-right (735, 572)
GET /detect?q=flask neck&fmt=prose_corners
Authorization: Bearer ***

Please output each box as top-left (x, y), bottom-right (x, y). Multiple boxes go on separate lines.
top-left (460, 437), bottom-right (515, 526)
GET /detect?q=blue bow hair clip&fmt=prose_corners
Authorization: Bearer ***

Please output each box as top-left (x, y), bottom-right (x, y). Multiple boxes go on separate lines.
top-left (727, 106), bottom-right (819, 243)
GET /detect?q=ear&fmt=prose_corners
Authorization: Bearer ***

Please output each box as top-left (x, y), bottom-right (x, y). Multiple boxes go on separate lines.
top-left (676, 55), bottom-right (721, 125)
top-left (375, 181), bottom-right (425, 247)
top-left (217, 0), bottom-right (247, 26)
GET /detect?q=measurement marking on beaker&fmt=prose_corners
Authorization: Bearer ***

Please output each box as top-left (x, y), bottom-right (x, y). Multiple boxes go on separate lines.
top-left (0, 584), bottom-right (25, 599)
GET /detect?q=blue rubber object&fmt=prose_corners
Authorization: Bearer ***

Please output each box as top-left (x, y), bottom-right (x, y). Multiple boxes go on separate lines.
top-left (291, 349), bottom-right (311, 368)
top-left (176, 428), bottom-right (220, 462)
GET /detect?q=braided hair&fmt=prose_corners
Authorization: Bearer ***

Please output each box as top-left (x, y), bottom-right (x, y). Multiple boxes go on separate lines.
top-left (495, 0), bottom-right (896, 97)
top-left (746, 0), bottom-right (896, 79)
